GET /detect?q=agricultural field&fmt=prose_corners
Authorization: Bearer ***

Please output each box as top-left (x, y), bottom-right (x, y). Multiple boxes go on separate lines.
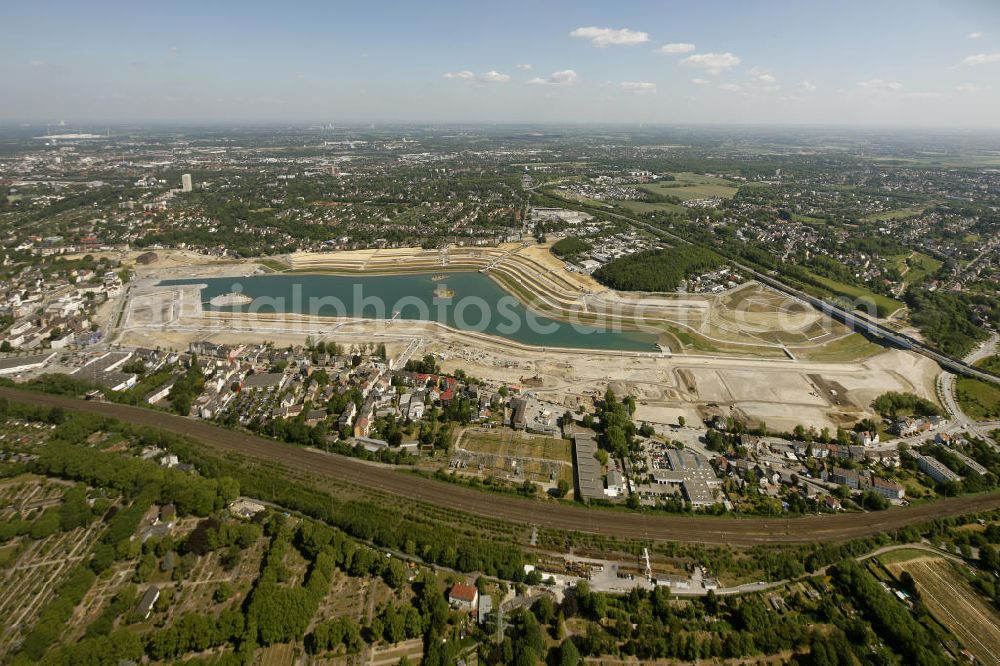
top-left (458, 428), bottom-right (571, 463)
top-left (615, 200), bottom-right (687, 215)
top-left (638, 172), bottom-right (740, 201)
top-left (368, 637), bottom-right (424, 666)
top-left (257, 642), bottom-right (298, 666)
top-left (869, 153), bottom-right (1000, 168)
top-left (885, 555), bottom-right (1000, 665)
top-left (451, 427), bottom-right (575, 490)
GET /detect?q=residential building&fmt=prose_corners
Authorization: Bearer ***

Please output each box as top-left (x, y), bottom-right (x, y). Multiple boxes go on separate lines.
top-left (912, 452), bottom-right (960, 483)
top-left (448, 583), bottom-right (479, 613)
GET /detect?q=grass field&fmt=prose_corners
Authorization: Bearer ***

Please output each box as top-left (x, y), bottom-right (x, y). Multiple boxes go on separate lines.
top-left (888, 251), bottom-right (942, 286)
top-left (863, 205), bottom-right (927, 222)
top-left (258, 257), bottom-right (291, 272)
top-left (885, 556), bottom-right (1000, 665)
top-left (663, 325), bottom-right (720, 353)
top-left (617, 200), bottom-right (688, 215)
top-left (798, 333), bottom-right (883, 362)
top-left (459, 428), bottom-right (571, 463)
top-left (257, 643), bottom-right (297, 666)
top-left (792, 213), bottom-right (827, 225)
top-left (974, 354), bottom-right (1000, 375)
top-left (797, 269), bottom-right (903, 316)
top-left (900, 476), bottom-right (937, 500)
top-left (638, 172), bottom-right (740, 202)
top-left (955, 375), bottom-right (1000, 421)
top-left (875, 547), bottom-right (935, 565)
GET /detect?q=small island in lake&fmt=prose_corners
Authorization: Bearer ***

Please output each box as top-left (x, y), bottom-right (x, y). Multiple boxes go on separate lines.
top-left (209, 292), bottom-right (253, 307)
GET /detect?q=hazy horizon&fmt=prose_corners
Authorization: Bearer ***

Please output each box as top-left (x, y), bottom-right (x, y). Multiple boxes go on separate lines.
top-left (2, 0), bottom-right (1000, 127)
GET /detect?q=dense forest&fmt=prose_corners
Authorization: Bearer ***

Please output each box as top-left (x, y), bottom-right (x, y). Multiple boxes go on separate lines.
top-left (905, 289), bottom-right (995, 357)
top-left (871, 392), bottom-right (942, 418)
top-left (550, 237), bottom-right (592, 263)
top-left (593, 246), bottom-right (723, 292)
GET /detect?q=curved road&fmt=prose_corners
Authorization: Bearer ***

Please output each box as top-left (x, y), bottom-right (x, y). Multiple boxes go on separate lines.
top-left (4, 386), bottom-right (1000, 547)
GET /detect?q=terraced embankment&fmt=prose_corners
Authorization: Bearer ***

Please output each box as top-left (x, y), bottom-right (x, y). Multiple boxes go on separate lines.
top-left (283, 245), bottom-right (847, 354)
top-left (3, 386), bottom-right (999, 547)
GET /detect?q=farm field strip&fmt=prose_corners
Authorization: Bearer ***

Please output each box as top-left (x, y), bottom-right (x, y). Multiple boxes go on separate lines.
top-left (888, 557), bottom-right (1000, 665)
top-left (458, 428), bottom-right (572, 463)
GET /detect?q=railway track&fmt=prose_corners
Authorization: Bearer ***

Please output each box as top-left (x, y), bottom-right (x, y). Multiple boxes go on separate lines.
top-left (4, 386), bottom-right (1000, 546)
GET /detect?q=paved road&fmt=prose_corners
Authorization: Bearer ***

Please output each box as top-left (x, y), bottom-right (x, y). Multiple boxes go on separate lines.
top-left (937, 361), bottom-right (999, 449)
top-left (580, 204), bottom-right (1000, 386)
top-left (4, 386), bottom-right (1000, 547)
top-left (964, 333), bottom-right (999, 367)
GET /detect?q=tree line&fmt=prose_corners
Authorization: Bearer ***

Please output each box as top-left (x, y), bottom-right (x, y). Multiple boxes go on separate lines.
top-left (594, 246), bottom-right (723, 293)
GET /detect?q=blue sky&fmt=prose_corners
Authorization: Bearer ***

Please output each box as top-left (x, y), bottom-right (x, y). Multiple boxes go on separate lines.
top-left (2, 0), bottom-right (999, 126)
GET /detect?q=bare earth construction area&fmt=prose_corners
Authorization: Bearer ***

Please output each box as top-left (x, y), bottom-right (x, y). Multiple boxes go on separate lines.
top-left (117, 244), bottom-right (940, 432)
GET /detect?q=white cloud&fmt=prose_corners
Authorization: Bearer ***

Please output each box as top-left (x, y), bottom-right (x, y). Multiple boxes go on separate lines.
top-left (443, 70), bottom-right (511, 83)
top-left (719, 83), bottom-right (744, 93)
top-left (28, 59), bottom-right (64, 71)
top-left (659, 42), bottom-right (695, 55)
top-left (478, 70), bottom-right (511, 83)
top-left (968, 31), bottom-right (985, 40)
top-left (528, 69), bottom-right (578, 86)
top-left (956, 82), bottom-right (990, 93)
top-left (960, 52), bottom-right (1000, 66)
top-left (748, 67), bottom-right (776, 84)
top-left (570, 26), bottom-right (649, 47)
top-left (858, 79), bottom-right (903, 92)
top-left (799, 80), bottom-right (817, 92)
top-left (620, 81), bottom-right (656, 94)
top-left (516, 63), bottom-right (533, 70)
top-left (691, 78), bottom-right (708, 85)
top-left (681, 52), bottom-right (741, 75)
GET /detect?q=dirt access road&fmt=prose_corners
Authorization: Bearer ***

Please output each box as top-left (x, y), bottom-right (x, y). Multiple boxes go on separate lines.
top-left (5, 386), bottom-right (999, 547)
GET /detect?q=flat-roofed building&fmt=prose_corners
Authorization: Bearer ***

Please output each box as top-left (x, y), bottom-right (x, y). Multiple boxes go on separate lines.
top-left (0, 351), bottom-right (55, 376)
top-left (869, 476), bottom-right (905, 500)
top-left (912, 452), bottom-right (960, 483)
top-left (573, 433), bottom-right (604, 502)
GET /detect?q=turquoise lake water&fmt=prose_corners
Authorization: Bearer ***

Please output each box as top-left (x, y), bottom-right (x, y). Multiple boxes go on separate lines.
top-left (160, 272), bottom-right (657, 351)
